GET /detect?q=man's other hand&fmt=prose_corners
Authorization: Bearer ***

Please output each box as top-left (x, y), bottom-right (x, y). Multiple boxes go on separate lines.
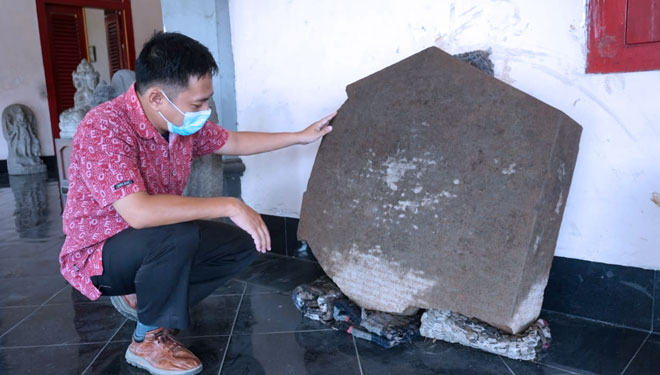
top-left (228, 198), bottom-right (271, 253)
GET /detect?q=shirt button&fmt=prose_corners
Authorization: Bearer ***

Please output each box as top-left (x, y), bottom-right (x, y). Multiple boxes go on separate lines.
top-left (172, 171), bottom-right (177, 176)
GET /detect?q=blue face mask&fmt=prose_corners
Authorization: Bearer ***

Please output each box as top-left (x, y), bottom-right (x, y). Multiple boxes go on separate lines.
top-left (157, 90), bottom-right (212, 136)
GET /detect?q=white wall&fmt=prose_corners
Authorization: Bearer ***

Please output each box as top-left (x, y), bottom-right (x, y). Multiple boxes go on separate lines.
top-left (0, 1), bottom-right (51, 159)
top-left (228, 0), bottom-right (660, 270)
top-left (131, 0), bottom-right (163, 53)
top-left (84, 8), bottom-right (111, 83)
top-left (0, 0), bottom-right (162, 159)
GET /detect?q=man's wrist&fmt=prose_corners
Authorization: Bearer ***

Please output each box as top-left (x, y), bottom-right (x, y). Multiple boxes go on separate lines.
top-left (223, 196), bottom-right (240, 218)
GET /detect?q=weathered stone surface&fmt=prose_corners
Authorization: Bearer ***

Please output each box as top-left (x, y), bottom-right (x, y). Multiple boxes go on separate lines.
top-left (183, 154), bottom-right (223, 198)
top-left (111, 69), bottom-right (136, 95)
top-left (298, 47), bottom-right (582, 334)
top-left (183, 97), bottom-right (223, 198)
top-left (91, 80), bottom-right (117, 107)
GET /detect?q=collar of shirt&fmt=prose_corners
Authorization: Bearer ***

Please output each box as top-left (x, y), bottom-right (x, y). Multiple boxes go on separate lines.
top-left (123, 82), bottom-right (163, 141)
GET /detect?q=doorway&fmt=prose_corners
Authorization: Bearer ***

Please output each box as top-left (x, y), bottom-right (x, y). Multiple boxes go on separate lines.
top-left (35, 0), bottom-right (136, 141)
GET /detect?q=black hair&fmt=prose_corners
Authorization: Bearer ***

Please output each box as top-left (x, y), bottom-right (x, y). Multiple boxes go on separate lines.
top-left (135, 31), bottom-right (218, 96)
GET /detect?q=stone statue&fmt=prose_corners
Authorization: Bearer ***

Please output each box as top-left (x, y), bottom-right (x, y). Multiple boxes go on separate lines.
top-left (90, 80), bottom-right (117, 108)
top-left (111, 69), bottom-right (136, 95)
top-left (88, 69), bottom-right (135, 108)
top-left (2, 104), bottom-right (47, 175)
top-left (58, 59), bottom-right (100, 138)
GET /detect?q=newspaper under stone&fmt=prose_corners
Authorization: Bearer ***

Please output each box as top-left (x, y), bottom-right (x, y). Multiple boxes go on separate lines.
top-left (292, 276), bottom-right (345, 323)
top-left (292, 276), bottom-right (420, 348)
top-left (420, 309), bottom-right (551, 361)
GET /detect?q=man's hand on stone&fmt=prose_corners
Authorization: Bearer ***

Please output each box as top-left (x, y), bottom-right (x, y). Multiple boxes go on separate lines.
top-left (297, 112), bottom-right (337, 145)
top-left (228, 198), bottom-right (271, 253)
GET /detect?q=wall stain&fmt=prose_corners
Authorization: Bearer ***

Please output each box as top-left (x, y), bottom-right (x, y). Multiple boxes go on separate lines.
top-left (651, 192), bottom-right (660, 207)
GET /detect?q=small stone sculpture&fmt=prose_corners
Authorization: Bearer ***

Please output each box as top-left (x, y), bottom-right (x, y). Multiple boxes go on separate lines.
top-left (90, 68), bottom-right (136, 108)
top-left (2, 104), bottom-right (47, 175)
top-left (90, 80), bottom-right (117, 108)
top-left (111, 69), bottom-right (136, 95)
top-left (58, 59), bottom-right (100, 138)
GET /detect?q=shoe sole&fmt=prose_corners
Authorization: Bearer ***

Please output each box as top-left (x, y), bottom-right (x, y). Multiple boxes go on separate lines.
top-left (125, 347), bottom-right (203, 375)
top-left (110, 296), bottom-right (138, 322)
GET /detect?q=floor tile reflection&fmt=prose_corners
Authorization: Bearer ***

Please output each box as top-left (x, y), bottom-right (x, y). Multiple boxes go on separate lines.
top-left (233, 292), bottom-right (329, 335)
top-left (235, 255), bottom-right (325, 293)
top-left (0, 306), bottom-right (36, 337)
top-left (0, 257), bottom-right (61, 279)
top-left (0, 179), bottom-right (64, 247)
top-left (624, 333), bottom-right (660, 374)
top-left (211, 279), bottom-right (247, 296)
top-left (543, 257), bottom-right (655, 331)
top-left (0, 276), bottom-right (67, 307)
top-left (501, 358), bottom-right (575, 375)
top-left (221, 330), bottom-right (360, 375)
top-left (536, 311), bottom-right (649, 375)
top-left (0, 343), bottom-right (103, 375)
top-left (0, 302), bottom-right (126, 347)
top-left (356, 337), bottom-right (512, 375)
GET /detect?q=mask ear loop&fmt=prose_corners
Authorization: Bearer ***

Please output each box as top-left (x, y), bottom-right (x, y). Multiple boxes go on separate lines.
top-left (157, 110), bottom-right (175, 126)
top-left (159, 90), bottom-right (185, 115)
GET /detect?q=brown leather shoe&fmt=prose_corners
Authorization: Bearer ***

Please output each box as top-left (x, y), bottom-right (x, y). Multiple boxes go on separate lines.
top-left (125, 328), bottom-right (202, 375)
top-left (110, 294), bottom-right (138, 321)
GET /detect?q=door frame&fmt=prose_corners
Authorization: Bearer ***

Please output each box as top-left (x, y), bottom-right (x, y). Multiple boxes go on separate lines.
top-left (35, 0), bottom-right (135, 142)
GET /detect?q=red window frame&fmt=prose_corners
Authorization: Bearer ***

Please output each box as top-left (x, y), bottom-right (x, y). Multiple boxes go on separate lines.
top-left (587, 0), bottom-right (660, 73)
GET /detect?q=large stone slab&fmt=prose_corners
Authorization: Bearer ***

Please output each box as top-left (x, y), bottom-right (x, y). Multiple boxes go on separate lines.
top-left (298, 47), bottom-right (582, 334)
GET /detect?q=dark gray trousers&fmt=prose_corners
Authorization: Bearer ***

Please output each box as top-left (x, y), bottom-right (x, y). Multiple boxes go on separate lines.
top-left (91, 220), bottom-right (257, 330)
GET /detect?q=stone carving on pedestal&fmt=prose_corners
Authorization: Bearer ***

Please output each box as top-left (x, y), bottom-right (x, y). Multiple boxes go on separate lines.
top-left (1, 104), bottom-right (47, 175)
top-left (111, 69), bottom-right (136, 95)
top-left (90, 80), bottom-right (117, 108)
top-left (90, 69), bottom-right (136, 108)
top-left (58, 59), bottom-right (100, 138)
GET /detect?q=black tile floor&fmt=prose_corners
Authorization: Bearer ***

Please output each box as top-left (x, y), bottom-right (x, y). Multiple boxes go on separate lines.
top-left (0, 178), bottom-right (658, 374)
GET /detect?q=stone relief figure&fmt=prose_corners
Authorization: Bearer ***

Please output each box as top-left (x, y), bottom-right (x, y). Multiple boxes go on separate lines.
top-left (58, 59), bottom-right (100, 138)
top-left (1, 104), bottom-right (47, 175)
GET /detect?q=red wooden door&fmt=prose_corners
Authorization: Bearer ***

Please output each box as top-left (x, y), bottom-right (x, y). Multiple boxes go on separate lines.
top-left (105, 9), bottom-right (129, 77)
top-left (626, 0), bottom-right (660, 44)
top-left (42, 4), bottom-right (88, 139)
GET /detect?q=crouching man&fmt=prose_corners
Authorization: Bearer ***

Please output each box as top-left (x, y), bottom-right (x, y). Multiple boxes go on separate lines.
top-left (59, 31), bottom-right (334, 375)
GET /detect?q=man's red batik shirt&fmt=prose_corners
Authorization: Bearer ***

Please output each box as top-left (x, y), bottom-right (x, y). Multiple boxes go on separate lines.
top-left (59, 83), bottom-right (229, 300)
